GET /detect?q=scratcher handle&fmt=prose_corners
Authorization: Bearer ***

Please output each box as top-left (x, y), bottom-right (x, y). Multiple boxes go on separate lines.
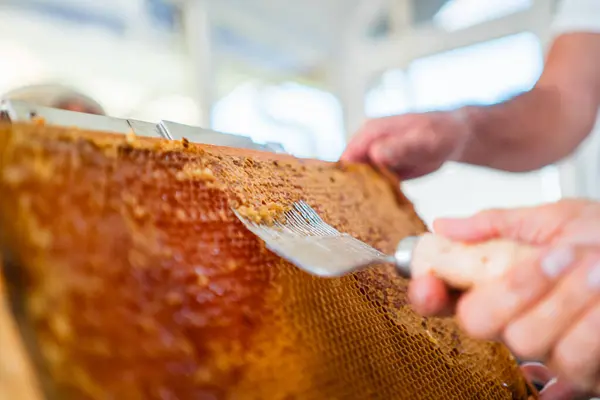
top-left (397, 233), bottom-right (538, 290)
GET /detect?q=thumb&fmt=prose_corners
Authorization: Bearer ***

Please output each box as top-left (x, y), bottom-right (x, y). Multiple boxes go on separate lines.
top-left (520, 362), bottom-right (556, 386)
top-left (520, 363), bottom-right (579, 400)
top-left (433, 201), bottom-right (581, 244)
top-left (433, 208), bottom-right (532, 243)
top-left (538, 378), bottom-right (578, 400)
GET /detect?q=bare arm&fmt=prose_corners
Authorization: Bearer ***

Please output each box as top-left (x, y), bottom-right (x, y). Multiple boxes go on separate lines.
top-left (454, 33), bottom-right (600, 171)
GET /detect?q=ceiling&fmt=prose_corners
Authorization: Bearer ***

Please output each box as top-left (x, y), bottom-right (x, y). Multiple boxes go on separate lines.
top-left (208, 0), bottom-right (453, 81)
top-left (1, 0), bottom-right (455, 86)
top-left (209, 0), bottom-right (363, 76)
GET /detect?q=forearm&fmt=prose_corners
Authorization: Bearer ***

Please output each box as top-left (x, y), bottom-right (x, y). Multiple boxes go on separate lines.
top-left (454, 86), bottom-right (594, 171)
top-left (452, 33), bottom-right (600, 172)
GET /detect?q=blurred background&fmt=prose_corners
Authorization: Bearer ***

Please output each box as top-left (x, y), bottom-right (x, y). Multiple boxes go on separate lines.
top-left (0, 0), bottom-right (585, 225)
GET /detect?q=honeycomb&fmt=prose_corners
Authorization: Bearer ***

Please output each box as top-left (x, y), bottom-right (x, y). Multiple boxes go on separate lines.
top-left (0, 123), bottom-right (537, 399)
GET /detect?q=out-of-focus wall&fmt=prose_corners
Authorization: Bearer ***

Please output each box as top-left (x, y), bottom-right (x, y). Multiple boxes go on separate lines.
top-left (0, 1), bottom-right (201, 125)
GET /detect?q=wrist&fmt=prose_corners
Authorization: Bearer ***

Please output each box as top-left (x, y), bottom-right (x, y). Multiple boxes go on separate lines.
top-left (446, 106), bottom-right (478, 162)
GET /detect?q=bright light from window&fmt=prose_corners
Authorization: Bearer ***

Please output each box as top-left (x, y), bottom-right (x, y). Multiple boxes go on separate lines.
top-left (0, 41), bottom-right (47, 95)
top-left (130, 94), bottom-right (202, 126)
top-left (211, 82), bottom-right (318, 158)
top-left (365, 69), bottom-right (411, 118)
top-left (212, 81), bottom-right (345, 161)
top-left (82, 78), bottom-right (147, 117)
top-left (434, 0), bottom-right (531, 31)
top-left (261, 82), bottom-right (345, 161)
top-left (363, 33), bottom-right (543, 114)
top-left (408, 32), bottom-right (543, 110)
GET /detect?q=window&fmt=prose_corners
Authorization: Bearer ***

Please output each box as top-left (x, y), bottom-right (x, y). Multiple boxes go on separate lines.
top-left (365, 69), bottom-right (411, 118)
top-left (10, 0), bottom-right (128, 34)
top-left (408, 32), bottom-right (543, 110)
top-left (363, 32), bottom-right (560, 227)
top-left (365, 32), bottom-right (543, 114)
top-left (0, 41), bottom-right (46, 94)
top-left (212, 81), bottom-right (345, 161)
top-left (144, 0), bottom-right (180, 32)
top-left (0, 7), bottom-right (191, 119)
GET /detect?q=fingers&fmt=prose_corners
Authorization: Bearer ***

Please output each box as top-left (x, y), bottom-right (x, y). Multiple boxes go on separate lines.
top-left (455, 246), bottom-right (576, 340)
top-left (434, 208), bottom-right (527, 242)
top-left (371, 136), bottom-right (444, 179)
top-left (340, 118), bottom-right (396, 163)
top-left (367, 116), bottom-right (454, 178)
top-left (548, 300), bottom-right (600, 394)
top-left (457, 246), bottom-right (600, 394)
top-left (433, 200), bottom-right (584, 244)
top-left (368, 125), bottom-right (430, 169)
top-left (408, 275), bottom-right (456, 317)
top-left (503, 253), bottom-right (600, 361)
top-left (520, 363), bottom-right (580, 400)
top-left (538, 378), bottom-right (578, 400)
top-left (520, 362), bottom-right (556, 387)
top-left (342, 111), bottom-right (466, 179)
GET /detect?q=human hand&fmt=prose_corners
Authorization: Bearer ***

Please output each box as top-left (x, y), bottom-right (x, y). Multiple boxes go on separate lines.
top-left (520, 362), bottom-right (588, 400)
top-left (409, 199), bottom-right (600, 395)
top-left (340, 111), bottom-right (471, 179)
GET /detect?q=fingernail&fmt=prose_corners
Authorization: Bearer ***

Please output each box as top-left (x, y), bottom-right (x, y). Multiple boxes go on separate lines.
top-left (587, 261), bottom-right (600, 290)
top-left (539, 377), bottom-right (558, 393)
top-left (541, 247), bottom-right (574, 278)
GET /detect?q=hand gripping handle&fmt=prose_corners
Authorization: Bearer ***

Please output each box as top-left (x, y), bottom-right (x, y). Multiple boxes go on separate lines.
top-left (395, 233), bottom-right (538, 289)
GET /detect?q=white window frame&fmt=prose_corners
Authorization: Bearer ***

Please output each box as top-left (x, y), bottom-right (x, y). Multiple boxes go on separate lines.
top-left (339, 0), bottom-right (555, 136)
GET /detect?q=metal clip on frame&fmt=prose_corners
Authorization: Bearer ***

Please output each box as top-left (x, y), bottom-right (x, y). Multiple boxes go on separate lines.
top-left (0, 99), bottom-right (287, 154)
